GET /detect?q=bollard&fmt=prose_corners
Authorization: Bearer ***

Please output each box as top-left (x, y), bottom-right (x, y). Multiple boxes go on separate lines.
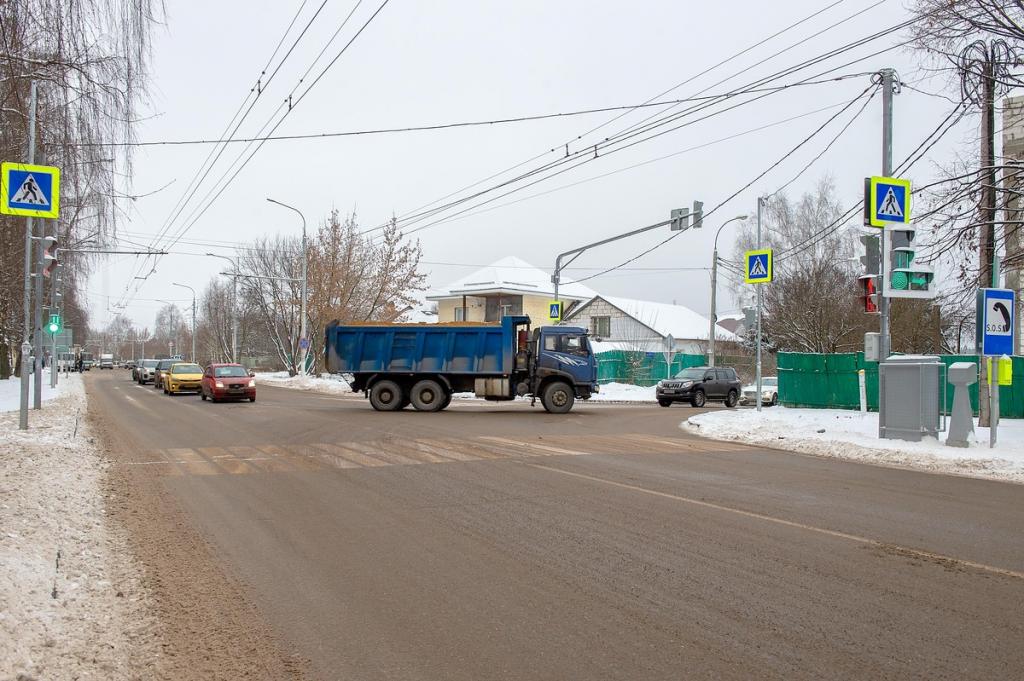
top-left (946, 362), bottom-right (977, 448)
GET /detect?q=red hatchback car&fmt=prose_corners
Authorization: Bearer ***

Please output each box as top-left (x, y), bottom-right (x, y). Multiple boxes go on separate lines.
top-left (201, 363), bottom-right (256, 402)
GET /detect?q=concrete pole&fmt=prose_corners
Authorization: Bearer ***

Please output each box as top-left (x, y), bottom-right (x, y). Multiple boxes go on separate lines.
top-left (709, 250), bottom-right (718, 368)
top-left (879, 68), bottom-right (894, 363)
top-left (232, 274), bottom-right (239, 363)
top-left (33, 208), bottom-right (45, 409)
top-left (19, 81), bottom-right (37, 429)
top-left (756, 197), bottom-right (765, 413)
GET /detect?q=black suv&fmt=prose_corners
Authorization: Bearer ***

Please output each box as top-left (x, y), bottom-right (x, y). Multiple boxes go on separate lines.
top-left (656, 366), bottom-right (741, 408)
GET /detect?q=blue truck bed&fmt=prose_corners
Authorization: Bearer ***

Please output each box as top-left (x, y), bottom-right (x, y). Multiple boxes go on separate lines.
top-left (325, 316), bottom-right (522, 376)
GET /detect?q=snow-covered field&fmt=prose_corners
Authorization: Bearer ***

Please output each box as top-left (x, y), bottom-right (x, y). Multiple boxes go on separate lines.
top-left (0, 373), bottom-right (62, 412)
top-left (257, 373), bottom-right (658, 403)
top-left (685, 407), bottom-right (1024, 483)
top-left (1, 374), bottom-right (160, 678)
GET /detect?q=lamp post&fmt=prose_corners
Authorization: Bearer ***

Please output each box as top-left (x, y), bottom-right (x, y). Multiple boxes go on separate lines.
top-left (266, 197), bottom-right (308, 376)
top-left (206, 252), bottom-right (238, 363)
top-left (708, 215), bottom-right (749, 368)
top-left (172, 283), bottom-right (197, 362)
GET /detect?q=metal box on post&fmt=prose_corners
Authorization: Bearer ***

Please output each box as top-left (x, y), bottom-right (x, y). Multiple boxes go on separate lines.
top-left (878, 355), bottom-right (941, 441)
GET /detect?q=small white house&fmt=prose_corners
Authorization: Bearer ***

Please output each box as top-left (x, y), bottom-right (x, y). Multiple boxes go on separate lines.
top-left (563, 295), bottom-right (741, 354)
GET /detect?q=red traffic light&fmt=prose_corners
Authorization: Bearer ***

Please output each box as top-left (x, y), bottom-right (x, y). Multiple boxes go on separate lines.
top-left (859, 275), bottom-right (879, 314)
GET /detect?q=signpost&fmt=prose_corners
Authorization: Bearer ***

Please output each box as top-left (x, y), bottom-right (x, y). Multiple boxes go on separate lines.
top-left (977, 288), bottom-right (1016, 447)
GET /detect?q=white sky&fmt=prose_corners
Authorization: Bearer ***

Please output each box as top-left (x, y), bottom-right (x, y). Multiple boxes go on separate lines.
top-left (86, 0), bottom-right (975, 331)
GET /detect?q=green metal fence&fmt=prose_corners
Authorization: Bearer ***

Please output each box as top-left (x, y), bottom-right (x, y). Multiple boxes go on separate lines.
top-left (778, 352), bottom-right (1024, 418)
top-left (596, 351), bottom-right (705, 386)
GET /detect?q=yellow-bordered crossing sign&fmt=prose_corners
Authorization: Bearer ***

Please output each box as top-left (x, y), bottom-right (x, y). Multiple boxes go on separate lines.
top-left (1, 162), bottom-right (60, 218)
top-left (548, 300), bottom-right (563, 322)
top-left (866, 175), bottom-right (910, 228)
top-left (744, 249), bottom-right (773, 284)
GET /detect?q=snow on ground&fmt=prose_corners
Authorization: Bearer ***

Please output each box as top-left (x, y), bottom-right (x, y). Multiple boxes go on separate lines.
top-left (588, 382), bottom-right (656, 402)
top-left (685, 407), bottom-right (1024, 483)
top-left (0, 373), bottom-right (62, 412)
top-left (255, 371), bottom-right (359, 397)
top-left (1, 374), bottom-right (161, 679)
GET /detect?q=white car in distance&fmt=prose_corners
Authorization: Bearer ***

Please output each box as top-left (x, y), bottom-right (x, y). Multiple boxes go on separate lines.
top-left (741, 376), bottom-right (778, 406)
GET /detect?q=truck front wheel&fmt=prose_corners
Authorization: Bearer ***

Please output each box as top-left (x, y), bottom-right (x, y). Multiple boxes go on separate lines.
top-left (369, 380), bottom-right (404, 411)
top-left (410, 379), bottom-right (447, 412)
top-left (541, 381), bottom-right (574, 414)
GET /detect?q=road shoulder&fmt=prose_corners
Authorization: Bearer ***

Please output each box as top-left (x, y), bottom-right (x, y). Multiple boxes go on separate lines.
top-left (86, 373), bottom-right (308, 680)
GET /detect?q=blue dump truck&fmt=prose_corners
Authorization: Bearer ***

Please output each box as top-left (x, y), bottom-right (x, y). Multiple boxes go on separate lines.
top-left (324, 315), bottom-right (599, 413)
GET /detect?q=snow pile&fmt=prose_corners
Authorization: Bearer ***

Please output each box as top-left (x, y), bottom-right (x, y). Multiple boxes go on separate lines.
top-left (590, 382), bottom-right (657, 402)
top-left (255, 371), bottom-right (357, 396)
top-left (0, 374), bottom-right (62, 413)
top-left (685, 407), bottom-right (1024, 483)
top-left (1, 374), bottom-right (161, 678)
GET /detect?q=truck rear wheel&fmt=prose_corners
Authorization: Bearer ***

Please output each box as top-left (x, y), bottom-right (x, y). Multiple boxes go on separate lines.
top-left (410, 379), bottom-right (446, 412)
top-left (541, 381), bottom-right (574, 414)
top-left (369, 380), bottom-right (404, 411)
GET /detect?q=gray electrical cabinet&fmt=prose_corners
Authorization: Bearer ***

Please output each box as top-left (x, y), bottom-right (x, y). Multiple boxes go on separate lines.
top-left (879, 355), bottom-right (941, 441)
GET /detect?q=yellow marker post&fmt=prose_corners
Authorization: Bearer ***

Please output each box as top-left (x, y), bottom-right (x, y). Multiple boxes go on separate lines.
top-left (998, 355), bottom-right (1013, 386)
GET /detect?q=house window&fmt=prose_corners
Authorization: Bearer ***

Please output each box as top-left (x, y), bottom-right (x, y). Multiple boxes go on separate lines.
top-left (454, 306), bottom-right (466, 322)
top-left (591, 315), bottom-right (611, 338)
top-left (500, 304), bottom-right (513, 318)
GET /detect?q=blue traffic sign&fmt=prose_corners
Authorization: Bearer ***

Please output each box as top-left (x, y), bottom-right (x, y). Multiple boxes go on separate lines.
top-left (867, 176), bottom-right (910, 228)
top-left (744, 249), bottom-right (773, 284)
top-left (1, 162), bottom-right (60, 218)
top-left (299, 337), bottom-right (310, 350)
top-left (978, 288), bottom-right (1015, 357)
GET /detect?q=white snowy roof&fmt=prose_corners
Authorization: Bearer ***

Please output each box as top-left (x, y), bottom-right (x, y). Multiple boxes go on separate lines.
top-left (427, 255), bottom-right (596, 301)
top-left (572, 295), bottom-right (742, 343)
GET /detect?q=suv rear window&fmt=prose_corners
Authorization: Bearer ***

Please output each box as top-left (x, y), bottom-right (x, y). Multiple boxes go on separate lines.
top-left (157, 360), bottom-right (176, 369)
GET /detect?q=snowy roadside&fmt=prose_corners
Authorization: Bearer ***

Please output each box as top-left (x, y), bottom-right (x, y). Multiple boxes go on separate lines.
top-left (0, 374), bottom-right (62, 412)
top-left (258, 373), bottom-right (658, 404)
top-left (1, 374), bottom-right (162, 679)
top-left (684, 407), bottom-right (1024, 483)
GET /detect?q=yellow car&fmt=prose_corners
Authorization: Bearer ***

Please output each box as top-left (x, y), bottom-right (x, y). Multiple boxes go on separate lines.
top-left (164, 362), bottom-right (204, 395)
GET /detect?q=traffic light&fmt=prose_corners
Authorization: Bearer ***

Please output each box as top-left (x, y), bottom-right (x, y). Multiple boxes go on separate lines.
top-left (691, 200), bottom-right (704, 229)
top-left (41, 236), bottom-right (58, 278)
top-left (858, 233), bottom-right (880, 314)
top-left (883, 226), bottom-right (935, 298)
top-left (47, 312), bottom-right (61, 335)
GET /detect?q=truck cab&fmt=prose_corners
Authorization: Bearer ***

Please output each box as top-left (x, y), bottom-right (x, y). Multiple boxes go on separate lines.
top-left (532, 325), bottom-right (598, 399)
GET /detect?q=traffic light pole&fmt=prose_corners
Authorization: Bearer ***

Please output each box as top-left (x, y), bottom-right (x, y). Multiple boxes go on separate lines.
top-left (33, 219), bottom-right (46, 408)
top-left (19, 81), bottom-right (37, 430)
top-left (878, 69), bottom-right (895, 367)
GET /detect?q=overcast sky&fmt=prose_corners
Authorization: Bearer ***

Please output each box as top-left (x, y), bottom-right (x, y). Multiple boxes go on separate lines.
top-left (87, 0), bottom-right (975, 331)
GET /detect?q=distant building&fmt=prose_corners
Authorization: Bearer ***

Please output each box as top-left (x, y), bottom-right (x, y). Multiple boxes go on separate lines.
top-left (1002, 95), bottom-right (1024, 352)
top-left (427, 256), bottom-right (595, 323)
top-left (563, 295), bottom-right (741, 355)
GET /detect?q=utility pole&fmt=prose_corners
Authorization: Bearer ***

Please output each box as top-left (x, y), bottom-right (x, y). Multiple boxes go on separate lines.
top-left (19, 81), bottom-right (37, 429)
top-left (756, 196), bottom-right (766, 413)
top-left (708, 215), bottom-right (748, 367)
top-left (878, 68), bottom-right (895, 368)
top-left (979, 57), bottom-right (997, 427)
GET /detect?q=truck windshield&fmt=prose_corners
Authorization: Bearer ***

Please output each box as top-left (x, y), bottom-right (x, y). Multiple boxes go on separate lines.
top-left (544, 333), bottom-right (589, 356)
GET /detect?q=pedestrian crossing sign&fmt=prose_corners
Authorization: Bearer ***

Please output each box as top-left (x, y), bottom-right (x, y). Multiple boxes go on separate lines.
top-left (744, 249), bottom-right (773, 284)
top-left (548, 300), bottom-right (563, 322)
top-left (1, 161), bottom-right (60, 218)
top-left (867, 175), bottom-right (910, 228)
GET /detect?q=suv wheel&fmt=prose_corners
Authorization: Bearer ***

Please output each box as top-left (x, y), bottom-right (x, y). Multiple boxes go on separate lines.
top-left (690, 390), bottom-right (706, 408)
top-left (658, 399), bottom-right (672, 408)
top-left (725, 389), bottom-right (738, 408)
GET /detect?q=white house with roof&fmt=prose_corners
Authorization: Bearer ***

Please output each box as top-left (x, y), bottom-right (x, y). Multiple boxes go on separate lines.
top-left (563, 294), bottom-right (741, 355)
top-left (427, 256), bottom-right (596, 324)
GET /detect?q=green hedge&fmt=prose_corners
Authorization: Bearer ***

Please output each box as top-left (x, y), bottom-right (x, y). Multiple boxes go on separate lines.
top-left (778, 352), bottom-right (1024, 418)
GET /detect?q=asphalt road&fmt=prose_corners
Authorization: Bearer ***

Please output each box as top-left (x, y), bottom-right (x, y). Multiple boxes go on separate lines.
top-left (87, 369), bottom-right (1024, 680)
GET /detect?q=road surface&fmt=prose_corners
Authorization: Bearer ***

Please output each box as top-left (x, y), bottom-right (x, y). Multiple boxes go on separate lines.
top-left (86, 370), bottom-right (1024, 680)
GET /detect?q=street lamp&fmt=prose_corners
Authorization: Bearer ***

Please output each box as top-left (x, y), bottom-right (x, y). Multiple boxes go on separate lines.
top-left (206, 252), bottom-right (239, 363)
top-left (708, 214), bottom-right (749, 368)
top-left (172, 283), bottom-right (197, 362)
top-left (266, 197), bottom-right (308, 376)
